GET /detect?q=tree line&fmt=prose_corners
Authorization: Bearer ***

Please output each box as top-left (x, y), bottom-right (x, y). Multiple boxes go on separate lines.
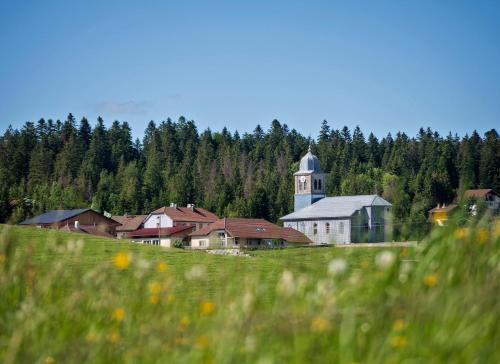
top-left (0, 114), bottom-right (498, 239)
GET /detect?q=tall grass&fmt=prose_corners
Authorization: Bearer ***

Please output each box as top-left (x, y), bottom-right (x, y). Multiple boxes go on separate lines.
top-left (0, 217), bottom-right (498, 363)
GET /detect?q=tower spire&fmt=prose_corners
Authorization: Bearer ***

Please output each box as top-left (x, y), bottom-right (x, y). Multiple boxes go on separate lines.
top-left (308, 144), bottom-right (312, 153)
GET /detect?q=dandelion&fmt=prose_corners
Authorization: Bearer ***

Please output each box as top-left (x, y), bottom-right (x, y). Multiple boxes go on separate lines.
top-left (375, 250), bottom-right (395, 269)
top-left (310, 316), bottom-right (330, 332)
top-left (328, 258), bottom-right (347, 276)
top-left (149, 295), bottom-right (159, 305)
top-left (455, 228), bottom-right (467, 239)
top-left (148, 281), bottom-right (162, 295)
top-left (0, 254), bottom-right (6, 264)
top-left (195, 335), bottom-right (209, 349)
top-left (108, 331), bottom-right (121, 343)
top-left (113, 251), bottom-right (131, 269)
top-left (156, 261), bottom-right (168, 272)
top-left (277, 270), bottom-right (295, 296)
top-left (45, 356), bottom-right (55, 364)
top-left (179, 316), bottom-right (190, 327)
top-left (424, 274), bottom-right (438, 287)
top-left (113, 308), bottom-right (125, 322)
top-left (476, 228), bottom-right (488, 244)
top-left (392, 319), bottom-right (405, 331)
top-left (390, 335), bottom-right (407, 348)
top-left (200, 300), bottom-right (215, 315)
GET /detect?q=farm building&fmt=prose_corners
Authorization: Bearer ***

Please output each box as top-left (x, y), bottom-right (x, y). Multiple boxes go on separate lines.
top-left (280, 148), bottom-right (391, 244)
top-left (428, 204), bottom-right (459, 225)
top-left (127, 225), bottom-right (194, 247)
top-left (20, 208), bottom-right (121, 238)
top-left (189, 218), bottom-right (312, 249)
top-left (142, 204), bottom-right (218, 231)
top-left (463, 189), bottom-right (499, 213)
top-left (112, 214), bottom-right (147, 238)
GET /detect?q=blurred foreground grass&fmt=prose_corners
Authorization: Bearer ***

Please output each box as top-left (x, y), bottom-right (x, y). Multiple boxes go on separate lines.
top-left (0, 220), bottom-right (499, 363)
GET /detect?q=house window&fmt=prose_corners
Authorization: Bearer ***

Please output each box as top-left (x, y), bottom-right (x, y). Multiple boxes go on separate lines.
top-left (318, 179), bottom-right (322, 190)
top-left (200, 240), bottom-right (206, 247)
top-left (314, 179), bottom-right (318, 190)
top-left (325, 223), bottom-right (330, 234)
top-left (300, 222), bottom-right (305, 232)
top-left (339, 222), bottom-right (344, 234)
top-left (304, 180), bottom-right (307, 190)
top-left (313, 223), bottom-right (318, 235)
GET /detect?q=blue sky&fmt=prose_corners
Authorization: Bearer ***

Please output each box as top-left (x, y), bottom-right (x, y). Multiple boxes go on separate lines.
top-left (1, 0), bottom-right (499, 139)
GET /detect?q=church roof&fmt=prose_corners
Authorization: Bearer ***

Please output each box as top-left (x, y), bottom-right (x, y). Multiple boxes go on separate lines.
top-left (296, 146), bottom-right (322, 174)
top-left (280, 195), bottom-right (391, 220)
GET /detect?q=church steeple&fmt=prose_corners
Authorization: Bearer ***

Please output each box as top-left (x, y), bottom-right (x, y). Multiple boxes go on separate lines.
top-left (293, 147), bottom-right (325, 211)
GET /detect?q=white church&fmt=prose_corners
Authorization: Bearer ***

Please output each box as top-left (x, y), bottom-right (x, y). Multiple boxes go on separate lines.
top-left (280, 147), bottom-right (392, 244)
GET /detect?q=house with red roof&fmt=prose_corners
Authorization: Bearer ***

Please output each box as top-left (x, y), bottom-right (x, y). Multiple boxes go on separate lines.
top-left (111, 214), bottom-right (148, 238)
top-left (127, 225), bottom-right (194, 247)
top-left (189, 218), bottom-right (312, 249)
top-left (462, 189), bottom-right (499, 213)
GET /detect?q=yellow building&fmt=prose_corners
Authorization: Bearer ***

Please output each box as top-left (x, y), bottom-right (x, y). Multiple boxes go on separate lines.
top-left (428, 204), bottom-right (458, 226)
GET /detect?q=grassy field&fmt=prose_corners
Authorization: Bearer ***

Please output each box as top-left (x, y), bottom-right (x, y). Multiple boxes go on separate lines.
top-left (0, 221), bottom-right (499, 363)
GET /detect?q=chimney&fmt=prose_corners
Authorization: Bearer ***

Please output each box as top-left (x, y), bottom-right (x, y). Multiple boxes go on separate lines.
top-left (170, 202), bottom-right (175, 207)
top-left (188, 203), bottom-right (195, 211)
top-left (74, 221), bottom-right (80, 229)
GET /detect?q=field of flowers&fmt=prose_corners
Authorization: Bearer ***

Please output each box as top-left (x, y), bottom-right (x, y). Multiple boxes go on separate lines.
top-left (0, 219), bottom-right (499, 363)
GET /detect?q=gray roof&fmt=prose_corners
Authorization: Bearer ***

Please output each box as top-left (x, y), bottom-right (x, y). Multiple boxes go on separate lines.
top-left (296, 146), bottom-right (323, 174)
top-left (20, 209), bottom-right (90, 225)
top-left (280, 195), bottom-right (391, 220)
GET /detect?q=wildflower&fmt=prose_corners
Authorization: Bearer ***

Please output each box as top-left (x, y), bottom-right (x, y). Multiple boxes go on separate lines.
top-left (113, 251), bottom-right (131, 269)
top-left (328, 258), bottom-right (347, 276)
top-left (45, 356), bottom-right (55, 364)
top-left (0, 254), bottom-right (6, 264)
top-left (244, 335), bottom-right (256, 352)
top-left (360, 259), bottom-right (370, 269)
top-left (149, 295), bottom-right (159, 305)
top-left (185, 265), bottom-right (206, 280)
top-left (375, 250), bottom-right (395, 269)
top-left (424, 274), bottom-right (438, 287)
top-left (179, 316), bottom-right (190, 327)
top-left (310, 316), bottom-right (330, 332)
top-left (108, 331), bottom-right (121, 343)
top-left (167, 294), bottom-right (176, 302)
top-left (277, 270), bottom-right (295, 296)
top-left (156, 261), bottom-right (168, 272)
top-left (148, 281), bottom-right (162, 295)
top-left (390, 335), bottom-right (407, 348)
top-left (476, 228), bottom-right (488, 244)
top-left (86, 331), bottom-right (99, 343)
top-left (200, 300), bottom-right (215, 315)
top-left (392, 319), bottom-right (405, 331)
top-left (399, 248), bottom-right (409, 258)
top-left (195, 335), bottom-right (209, 349)
top-left (242, 291), bottom-right (254, 312)
top-left (455, 228), bottom-right (467, 239)
top-left (174, 336), bottom-right (188, 345)
top-left (113, 308), bottom-right (125, 322)
top-left (495, 221), bottom-right (500, 237)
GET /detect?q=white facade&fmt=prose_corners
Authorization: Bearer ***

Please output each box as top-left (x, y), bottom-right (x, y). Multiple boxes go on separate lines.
top-left (143, 214), bottom-right (174, 228)
top-left (283, 219), bottom-right (350, 244)
top-left (129, 237), bottom-right (175, 248)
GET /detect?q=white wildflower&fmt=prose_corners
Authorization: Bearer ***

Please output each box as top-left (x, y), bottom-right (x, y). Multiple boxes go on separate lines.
top-left (375, 250), bottom-right (395, 269)
top-left (242, 291), bottom-right (254, 312)
top-left (328, 258), bottom-right (347, 276)
top-left (277, 270), bottom-right (295, 296)
top-left (185, 265), bottom-right (206, 280)
top-left (244, 335), bottom-right (256, 352)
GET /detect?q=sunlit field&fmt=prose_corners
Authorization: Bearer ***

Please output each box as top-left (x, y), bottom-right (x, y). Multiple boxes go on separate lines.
top-left (0, 220), bottom-right (498, 363)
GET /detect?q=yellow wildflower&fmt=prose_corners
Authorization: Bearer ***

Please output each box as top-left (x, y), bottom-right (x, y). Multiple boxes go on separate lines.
top-left (149, 295), bottom-right (159, 305)
top-left (310, 316), bottom-right (330, 332)
top-left (113, 251), bottom-right (131, 269)
top-left (399, 248), bottom-right (409, 258)
top-left (392, 319), bottom-right (405, 331)
top-left (45, 356), bottom-right (55, 364)
top-left (148, 281), bottom-right (162, 295)
top-left (200, 300), bottom-right (215, 315)
top-left (360, 259), bottom-right (370, 269)
top-left (156, 261), bottom-right (168, 272)
top-left (390, 335), bottom-right (407, 348)
top-left (424, 274), bottom-right (438, 287)
top-left (86, 331), bottom-right (99, 343)
top-left (113, 308), bottom-right (125, 322)
top-left (195, 335), bottom-right (209, 349)
top-left (476, 228), bottom-right (488, 244)
top-left (174, 336), bottom-right (188, 345)
top-left (0, 254), bottom-right (6, 264)
top-left (179, 316), bottom-right (190, 327)
top-left (494, 220), bottom-right (500, 237)
top-left (167, 294), bottom-right (176, 302)
top-left (455, 228), bottom-right (467, 239)
top-left (108, 331), bottom-right (121, 343)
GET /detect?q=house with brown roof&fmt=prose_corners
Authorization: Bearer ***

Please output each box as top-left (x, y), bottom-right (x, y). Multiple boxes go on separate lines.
top-left (463, 189), bottom-right (499, 213)
top-left (128, 225), bottom-right (194, 247)
top-left (189, 218), bottom-right (312, 249)
top-left (142, 204), bottom-right (218, 232)
top-left (111, 214), bottom-right (147, 238)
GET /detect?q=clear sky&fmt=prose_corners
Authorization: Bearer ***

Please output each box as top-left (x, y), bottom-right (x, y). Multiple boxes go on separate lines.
top-left (1, 0), bottom-right (499, 139)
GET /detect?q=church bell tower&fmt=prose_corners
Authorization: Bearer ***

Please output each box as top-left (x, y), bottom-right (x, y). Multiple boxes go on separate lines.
top-left (294, 146), bottom-right (326, 211)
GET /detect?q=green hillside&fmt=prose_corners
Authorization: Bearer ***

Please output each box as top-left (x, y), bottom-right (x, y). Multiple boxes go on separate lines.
top-left (0, 223), bottom-right (499, 363)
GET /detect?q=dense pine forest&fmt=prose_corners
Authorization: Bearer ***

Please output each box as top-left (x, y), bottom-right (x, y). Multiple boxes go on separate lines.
top-left (0, 114), bottom-right (498, 239)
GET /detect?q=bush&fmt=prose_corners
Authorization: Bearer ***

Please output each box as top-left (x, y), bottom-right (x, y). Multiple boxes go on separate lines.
top-left (172, 239), bottom-right (184, 249)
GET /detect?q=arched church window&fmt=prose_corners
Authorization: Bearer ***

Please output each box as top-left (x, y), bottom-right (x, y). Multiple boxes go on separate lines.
top-left (313, 223), bottom-right (317, 235)
top-left (325, 222), bottom-right (330, 234)
top-left (304, 180), bottom-right (307, 190)
top-left (314, 179), bottom-right (318, 190)
top-left (318, 179), bottom-right (322, 190)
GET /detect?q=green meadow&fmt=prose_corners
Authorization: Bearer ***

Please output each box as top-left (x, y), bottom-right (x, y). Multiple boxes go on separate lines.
top-left (0, 221), bottom-right (499, 364)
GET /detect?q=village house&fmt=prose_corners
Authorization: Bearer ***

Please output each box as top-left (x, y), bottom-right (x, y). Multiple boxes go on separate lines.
top-left (428, 204), bottom-right (459, 225)
top-left (127, 225), bottom-right (194, 247)
top-left (280, 148), bottom-right (391, 244)
top-left (463, 189), bottom-right (499, 214)
top-left (189, 218), bottom-right (312, 249)
top-left (20, 208), bottom-right (121, 238)
top-left (111, 214), bottom-right (147, 239)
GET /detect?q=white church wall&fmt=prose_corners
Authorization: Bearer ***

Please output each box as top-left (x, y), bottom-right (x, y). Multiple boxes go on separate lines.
top-left (284, 219), bottom-right (351, 244)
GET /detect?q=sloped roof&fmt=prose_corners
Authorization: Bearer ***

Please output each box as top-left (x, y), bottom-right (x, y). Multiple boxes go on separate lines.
top-left (128, 225), bottom-right (193, 237)
top-left (280, 195), bottom-right (391, 221)
top-left (428, 204), bottom-right (458, 213)
top-left (463, 189), bottom-right (495, 198)
top-left (59, 224), bottom-right (116, 238)
top-left (150, 206), bottom-right (218, 223)
top-left (190, 218), bottom-right (311, 244)
top-left (21, 209), bottom-right (90, 225)
top-left (112, 215), bottom-right (147, 232)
